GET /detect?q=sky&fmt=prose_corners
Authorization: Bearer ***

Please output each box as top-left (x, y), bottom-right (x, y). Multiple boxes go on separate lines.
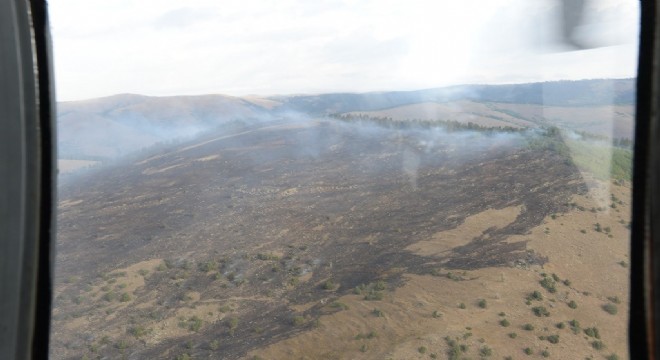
top-left (49, 0), bottom-right (639, 101)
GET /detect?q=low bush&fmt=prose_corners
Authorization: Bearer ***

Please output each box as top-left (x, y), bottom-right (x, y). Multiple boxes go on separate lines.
top-left (477, 299), bottom-right (487, 308)
top-left (480, 346), bottom-right (492, 357)
top-left (540, 277), bottom-right (557, 293)
top-left (603, 303), bottom-right (618, 315)
top-left (584, 327), bottom-right (601, 339)
top-left (527, 291), bottom-right (543, 301)
top-left (532, 306), bottom-right (550, 317)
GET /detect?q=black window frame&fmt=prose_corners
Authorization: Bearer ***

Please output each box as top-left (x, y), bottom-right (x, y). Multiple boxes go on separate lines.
top-left (0, 0), bottom-right (656, 358)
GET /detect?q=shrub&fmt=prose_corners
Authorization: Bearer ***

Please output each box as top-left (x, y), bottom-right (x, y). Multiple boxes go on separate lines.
top-left (138, 269), bottom-right (149, 276)
top-left (372, 308), bottom-right (384, 317)
top-left (119, 293), bottom-right (131, 302)
top-left (477, 299), bottom-right (487, 308)
top-left (556, 322), bottom-right (565, 329)
top-left (198, 260), bottom-right (218, 272)
top-left (500, 319), bottom-right (510, 327)
top-left (523, 347), bottom-right (533, 355)
top-left (532, 306), bottom-right (550, 317)
top-left (175, 354), bottom-right (191, 360)
top-left (363, 290), bottom-right (383, 301)
top-left (606, 354), bottom-right (620, 360)
top-left (321, 280), bottom-right (336, 290)
top-left (432, 310), bottom-right (441, 318)
top-left (102, 292), bottom-right (116, 302)
top-left (539, 278), bottom-right (557, 293)
top-left (603, 303), bottom-right (618, 315)
top-left (357, 281), bottom-right (386, 301)
top-left (509, 332), bottom-right (518, 338)
top-left (522, 324), bottom-right (534, 331)
top-left (291, 316), bottom-right (305, 326)
top-left (227, 317), bottom-right (238, 330)
top-left (592, 340), bottom-right (605, 350)
top-left (330, 301), bottom-right (349, 310)
top-left (446, 272), bottom-right (463, 281)
top-left (569, 319), bottom-right (581, 334)
top-left (541, 349), bottom-right (550, 357)
top-left (480, 346), bottom-right (492, 357)
top-left (563, 279), bottom-right (571, 286)
top-left (551, 273), bottom-right (560, 282)
top-left (418, 346), bottom-right (427, 354)
top-left (128, 326), bottom-right (149, 338)
top-left (373, 281), bottom-right (386, 291)
top-left (546, 335), bottom-right (559, 344)
top-left (189, 316), bottom-right (202, 332)
top-left (568, 300), bottom-right (577, 309)
top-left (459, 303), bottom-right (466, 309)
top-left (527, 291), bottom-right (543, 301)
top-left (209, 340), bottom-right (219, 351)
top-left (584, 327), bottom-right (601, 339)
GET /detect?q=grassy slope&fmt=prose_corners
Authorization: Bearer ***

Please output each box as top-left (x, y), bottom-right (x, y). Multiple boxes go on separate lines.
top-left (565, 139), bottom-right (633, 181)
top-left (249, 181), bottom-right (631, 360)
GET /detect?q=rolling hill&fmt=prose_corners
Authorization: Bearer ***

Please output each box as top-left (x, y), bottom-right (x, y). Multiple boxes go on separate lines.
top-left (52, 116), bottom-right (631, 359)
top-left (56, 79), bottom-right (634, 169)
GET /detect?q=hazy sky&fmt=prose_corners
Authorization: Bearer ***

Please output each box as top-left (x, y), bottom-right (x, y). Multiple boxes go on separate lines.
top-left (50, 0), bottom-right (639, 101)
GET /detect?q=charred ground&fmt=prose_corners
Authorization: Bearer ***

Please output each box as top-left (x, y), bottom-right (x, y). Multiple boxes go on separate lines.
top-left (52, 119), bottom-right (586, 359)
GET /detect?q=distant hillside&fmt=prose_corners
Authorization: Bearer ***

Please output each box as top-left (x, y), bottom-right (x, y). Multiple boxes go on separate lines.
top-left (344, 101), bottom-right (634, 139)
top-left (272, 79), bottom-right (635, 115)
top-left (57, 94), bottom-right (275, 159)
top-left (57, 79), bottom-right (635, 163)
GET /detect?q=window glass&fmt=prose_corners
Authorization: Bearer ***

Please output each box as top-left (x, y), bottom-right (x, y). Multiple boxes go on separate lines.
top-left (50, 1), bottom-right (638, 359)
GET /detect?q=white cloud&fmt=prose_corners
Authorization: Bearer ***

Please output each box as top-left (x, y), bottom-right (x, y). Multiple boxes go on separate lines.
top-left (49, 0), bottom-right (639, 100)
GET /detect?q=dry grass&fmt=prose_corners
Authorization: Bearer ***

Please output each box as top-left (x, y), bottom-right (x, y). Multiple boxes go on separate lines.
top-left (248, 181), bottom-right (630, 360)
